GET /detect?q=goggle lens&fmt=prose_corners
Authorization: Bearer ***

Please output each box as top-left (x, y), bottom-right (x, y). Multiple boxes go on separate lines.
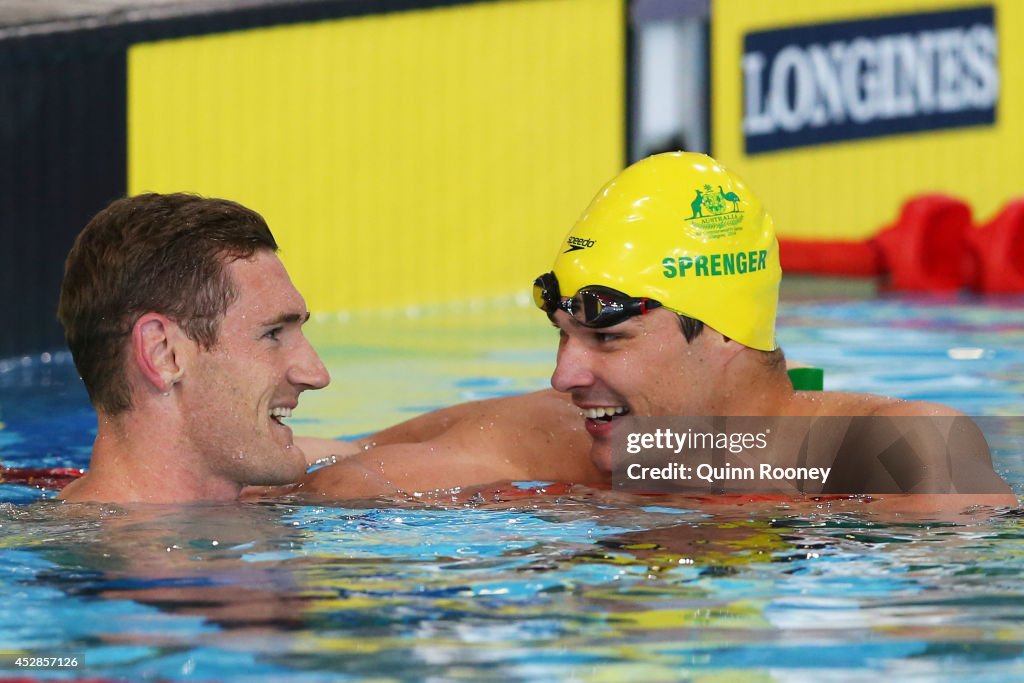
top-left (532, 272), bottom-right (661, 328)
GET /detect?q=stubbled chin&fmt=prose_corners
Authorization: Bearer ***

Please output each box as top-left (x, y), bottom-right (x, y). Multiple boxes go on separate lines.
top-left (270, 445), bottom-right (307, 485)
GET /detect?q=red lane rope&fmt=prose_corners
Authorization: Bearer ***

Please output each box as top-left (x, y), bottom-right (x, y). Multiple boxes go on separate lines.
top-left (0, 466), bottom-right (85, 490)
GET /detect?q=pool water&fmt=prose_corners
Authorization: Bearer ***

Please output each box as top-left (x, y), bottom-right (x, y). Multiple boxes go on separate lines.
top-left (1, 280), bottom-right (1023, 681)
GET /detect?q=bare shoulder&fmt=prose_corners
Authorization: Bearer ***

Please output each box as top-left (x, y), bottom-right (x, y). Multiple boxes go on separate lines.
top-left (56, 475), bottom-right (85, 501)
top-left (868, 397), bottom-right (965, 418)
top-left (55, 473), bottom-right (119, 503)
top-left (794, 390), bottom-right (963, 418)
top-left (805, 392), bottom-right (1014, 497)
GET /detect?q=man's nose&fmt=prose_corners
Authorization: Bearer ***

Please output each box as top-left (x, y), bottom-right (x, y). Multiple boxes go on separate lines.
top-left (290, 334), bottom-right (331, 390)
top-left (550, 337), bottom-right (594, 393)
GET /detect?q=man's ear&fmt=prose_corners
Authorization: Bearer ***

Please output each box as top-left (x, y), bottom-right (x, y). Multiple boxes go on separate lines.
top-left (130, 313), bottom-right (187, 393)
top-left (710, 329), bottom-right (746, 364)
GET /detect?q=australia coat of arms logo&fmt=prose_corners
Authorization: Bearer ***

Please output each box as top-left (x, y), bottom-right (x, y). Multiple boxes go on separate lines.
top-left (686, 184), bottom-right (745, 238)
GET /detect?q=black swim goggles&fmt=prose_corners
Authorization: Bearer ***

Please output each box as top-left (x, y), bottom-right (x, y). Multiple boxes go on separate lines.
top-left (533, 272), bottom-right (662, 328)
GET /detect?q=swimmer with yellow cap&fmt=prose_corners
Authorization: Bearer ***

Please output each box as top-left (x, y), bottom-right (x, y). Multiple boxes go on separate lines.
top-left (298, 153), bottom-right (1015, 510)
top-left (527, 153), bottom-right (1014, 507)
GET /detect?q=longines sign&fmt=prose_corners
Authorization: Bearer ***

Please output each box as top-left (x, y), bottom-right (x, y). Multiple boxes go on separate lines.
top-left (742, 7), bottom-right (998, 154)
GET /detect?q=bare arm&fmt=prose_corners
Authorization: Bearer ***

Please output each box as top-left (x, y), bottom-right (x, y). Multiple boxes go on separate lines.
top-left (293, 390), bottom-right (601, 501)
top-left (294, 436), bottom-right (362, 466)
top-left (296, 389), bottom-right (570, 465)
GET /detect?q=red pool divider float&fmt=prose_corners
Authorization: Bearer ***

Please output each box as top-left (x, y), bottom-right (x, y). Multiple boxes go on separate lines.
top-left (970, 198), bottom-right (1024, 294)
top-left (0, 466), bottom-right (84, 490)
top-left (780, 194), bottom-right (1024, 293)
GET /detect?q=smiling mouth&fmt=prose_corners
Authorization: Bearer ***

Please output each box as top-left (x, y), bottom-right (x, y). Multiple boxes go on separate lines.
top-left (583, 406), bottom-right (629, 421)
top-left (270, 407), bottom-right (293, 426)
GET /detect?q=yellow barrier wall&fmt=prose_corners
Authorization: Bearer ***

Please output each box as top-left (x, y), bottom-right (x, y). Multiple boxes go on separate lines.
top-left (128, 0), bottom-right (624, 311)
top-left (712, 0), bottom-right (1022, 240)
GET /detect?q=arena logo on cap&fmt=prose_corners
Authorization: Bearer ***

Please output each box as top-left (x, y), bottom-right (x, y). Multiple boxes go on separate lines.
top-left (564, 236), bottom-right (596, 253)
top-left (687, 184), bottom-right (745, 238)
top-left (742, 6), bottom-right (998, 154)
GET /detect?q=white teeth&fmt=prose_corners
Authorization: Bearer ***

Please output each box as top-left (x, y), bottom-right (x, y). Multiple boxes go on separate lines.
top-left (270, 407), bottom-right (293, 420)
top-left (584, 406), bottom-right (626, 419)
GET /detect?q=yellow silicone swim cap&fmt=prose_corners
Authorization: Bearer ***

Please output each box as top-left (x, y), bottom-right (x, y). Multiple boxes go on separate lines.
top-left (552, 152), bottom-right (780, 351)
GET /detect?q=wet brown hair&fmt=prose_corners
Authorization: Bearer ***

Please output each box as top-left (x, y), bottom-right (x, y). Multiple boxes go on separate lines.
top-left (58, 193), bottom-right (278, 415)
top-left (677, 314), bottom-right (785, 368)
